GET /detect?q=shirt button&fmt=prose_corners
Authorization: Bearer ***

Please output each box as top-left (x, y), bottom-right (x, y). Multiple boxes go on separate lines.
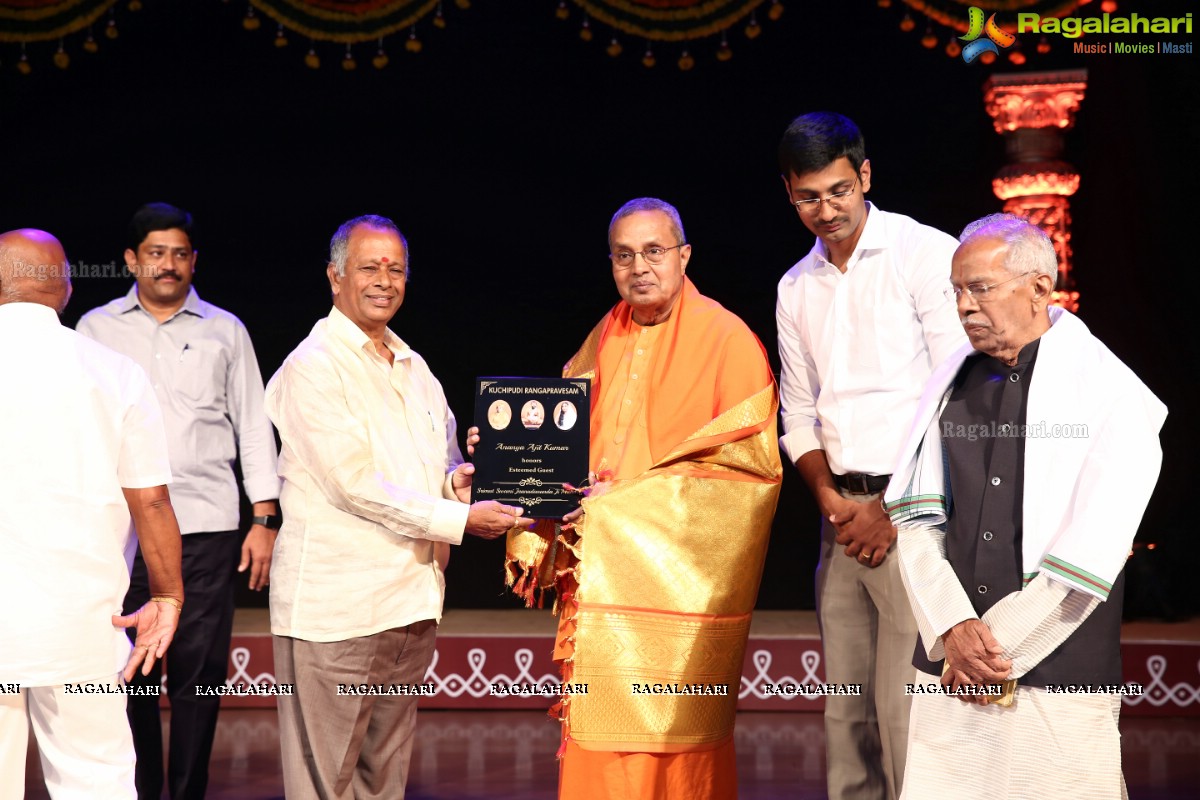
top-left (636, 349), bottom-right (644, 355)
top-left (982, 531), bottom-right (993, 541)
top-left (1009, 373), bottom-right (1020, 383)
top-left (977, 585), bottom-right (988, 594)
top-left (625, 399), bottom-right (632, 405)
top-left (991, 476), bottom-right (1002, 486)
top-left (155, 353), bottom-right (161, 359)
top-left (631, 374), bottom-right (638, 380)
top-left (999, 424), bottom-right (1011, 435)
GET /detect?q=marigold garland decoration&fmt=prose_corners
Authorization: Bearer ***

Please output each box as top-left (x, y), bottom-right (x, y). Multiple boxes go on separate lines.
top-left (248, 0), bottom-right (439, 43)
top-left (245, 0), bottom-right (464, 69)
top-left (1, 0), bottom-right (126, 73)
top-left (0, 0), bottom-right (117, 42)
top-left (241, 0), bottom-right (462, 70)
top-left (570, 0), bottom-right (765, 42)
top-left (558, 0), bottom-right (784, 69)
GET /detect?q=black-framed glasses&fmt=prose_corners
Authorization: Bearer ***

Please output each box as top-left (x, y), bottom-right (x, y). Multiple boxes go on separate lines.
top-left (610, 244), bottom-right (684, 270)
top-left (946, 272), bottom-right (1034, 302)
top-left (790, 175), bottom-right (860, 214)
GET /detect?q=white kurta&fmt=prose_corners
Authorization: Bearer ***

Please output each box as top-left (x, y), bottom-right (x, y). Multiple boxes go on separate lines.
top-left (265, 307), bottom-right (470, 642)
top-left (0, 302), bottom-right (171, 685)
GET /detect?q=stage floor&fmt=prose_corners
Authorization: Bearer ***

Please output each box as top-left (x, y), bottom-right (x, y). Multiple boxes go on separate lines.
top-left (23, 708), bottom-right (1200, 799)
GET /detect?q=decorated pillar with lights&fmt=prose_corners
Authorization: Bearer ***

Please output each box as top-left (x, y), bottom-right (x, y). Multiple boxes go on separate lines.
top-left (983, 70), bottom-right (1087, 311)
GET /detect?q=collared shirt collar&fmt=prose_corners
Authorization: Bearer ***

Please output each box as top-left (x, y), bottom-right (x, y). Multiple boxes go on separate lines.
top-left (813, 201), bottom-right (890, 270)
top-left (1016, 336), bottom-right (1042, 367)
top-left (326, 305), bottom-right (412, 363)
top-left (0, 301), bottom-right (61, 326)
top-left (120, 284), bottom-right (206, 321)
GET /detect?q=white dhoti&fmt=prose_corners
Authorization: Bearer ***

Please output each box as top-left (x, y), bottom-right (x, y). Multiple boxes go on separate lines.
top-left (902, 671), bottom-right (1127, 800)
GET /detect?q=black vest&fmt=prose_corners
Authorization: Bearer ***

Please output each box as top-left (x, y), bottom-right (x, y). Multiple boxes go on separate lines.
top-left (912, 340), bottom-right (1123, 687)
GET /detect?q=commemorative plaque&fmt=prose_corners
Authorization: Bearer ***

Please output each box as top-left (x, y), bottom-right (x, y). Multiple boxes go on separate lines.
top-left (472, 377), bottom-right (591, 519)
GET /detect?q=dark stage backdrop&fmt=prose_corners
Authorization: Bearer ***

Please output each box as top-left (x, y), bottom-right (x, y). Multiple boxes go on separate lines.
top-left (2, 1), bottom-right (1195, 614)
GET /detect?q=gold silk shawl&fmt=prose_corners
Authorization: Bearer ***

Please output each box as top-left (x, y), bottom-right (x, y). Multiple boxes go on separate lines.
top-left (506, 284), bottom-right (782, 752)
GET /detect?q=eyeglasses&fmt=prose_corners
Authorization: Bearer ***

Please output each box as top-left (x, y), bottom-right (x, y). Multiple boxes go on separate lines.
top-left (946, 272), bottom-right (1034, 302)
top-left (790, 175), bottom-right (860, 214)
top-left (610, 244), bottom-right (684, 270)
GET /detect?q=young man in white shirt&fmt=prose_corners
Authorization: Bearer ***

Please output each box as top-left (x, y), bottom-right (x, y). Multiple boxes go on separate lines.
top-left (775, 112), bottom-right (966, 800)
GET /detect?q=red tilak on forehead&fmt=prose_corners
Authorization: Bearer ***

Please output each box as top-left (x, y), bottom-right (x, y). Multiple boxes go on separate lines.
top-left (380, 256), bottom-right (390, 263)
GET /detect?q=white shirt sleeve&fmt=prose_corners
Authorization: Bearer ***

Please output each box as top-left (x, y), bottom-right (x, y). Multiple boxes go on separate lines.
top-left (117, 360), bottom-right (173, 489)
top-left (896, 521), bottom-right (979, 662)
top-left (225, 320), bottom-right (281, 504)
top-left (980, 575), bottom-right (1101, 680)
top-left (776, 278), bottom-right (824, 465)
top-left (907, 231), bottom-right (966, 370)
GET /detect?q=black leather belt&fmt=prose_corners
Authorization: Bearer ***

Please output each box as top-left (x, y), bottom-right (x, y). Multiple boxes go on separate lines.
top-left (833, 472), bottom-right (891, 495)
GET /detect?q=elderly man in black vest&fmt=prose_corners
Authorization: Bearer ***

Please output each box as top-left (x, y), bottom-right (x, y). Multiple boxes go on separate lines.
top-left (884, 214), bottom-right (1166, 799)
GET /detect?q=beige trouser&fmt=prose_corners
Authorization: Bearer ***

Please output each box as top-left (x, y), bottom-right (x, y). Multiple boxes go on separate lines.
top-left (274, 619), bottom-right (438, 800)
top-left (815, 491), bottom-right (918, 800)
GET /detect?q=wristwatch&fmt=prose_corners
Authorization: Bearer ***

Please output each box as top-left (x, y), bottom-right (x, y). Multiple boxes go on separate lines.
top-left (251, 514), bottom-right (282, 530)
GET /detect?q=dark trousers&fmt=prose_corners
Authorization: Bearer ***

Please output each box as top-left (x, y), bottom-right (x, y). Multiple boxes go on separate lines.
top-left (124, 530), bottom-right (241, 800)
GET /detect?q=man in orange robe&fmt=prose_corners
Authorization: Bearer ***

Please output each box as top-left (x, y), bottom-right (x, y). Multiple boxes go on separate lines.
top-left (503, 198), bottom-right (782, 799)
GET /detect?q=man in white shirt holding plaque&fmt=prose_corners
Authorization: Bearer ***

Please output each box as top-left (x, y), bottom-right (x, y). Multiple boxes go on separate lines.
top-left (265, 214), bottom-right (532, 799)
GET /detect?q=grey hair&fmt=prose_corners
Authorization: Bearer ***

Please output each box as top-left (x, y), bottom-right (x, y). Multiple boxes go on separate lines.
top-left (0, 242), bottom-right (70, 312)
top-left (959, 213), bottom-right (1058, 281)
top-left (0, 243), bottom-right (17, 302)
top-left (329, 214), bottom-right (410, 278)
top-left (0, 284), bottom-right (27, 303)
top-left (608, 197), bottom-right (687, 249)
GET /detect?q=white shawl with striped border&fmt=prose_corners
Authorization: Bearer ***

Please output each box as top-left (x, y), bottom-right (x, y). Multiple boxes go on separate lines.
top-left (884, 306), bottom-right (1167, 601)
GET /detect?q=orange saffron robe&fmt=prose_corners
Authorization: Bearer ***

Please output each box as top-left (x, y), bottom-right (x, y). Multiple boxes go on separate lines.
top-left (506, 278), bottom-right (782, 800)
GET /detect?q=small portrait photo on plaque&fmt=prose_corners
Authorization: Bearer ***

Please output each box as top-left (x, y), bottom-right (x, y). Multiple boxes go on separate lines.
top-left (487, 400), bottom-right (512, 431)
top-left (521, 400), bottom-right (545, 430)
top-left (553, 400), bottom-right (578, 431)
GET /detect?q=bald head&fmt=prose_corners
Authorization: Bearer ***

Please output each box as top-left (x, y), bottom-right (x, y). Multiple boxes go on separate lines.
top-left (0, 229), bottom-right (72, 314)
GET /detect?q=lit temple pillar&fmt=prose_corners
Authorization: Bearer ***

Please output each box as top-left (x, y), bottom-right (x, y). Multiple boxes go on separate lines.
top-left (983, 70), bottom-right (1087, 311)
